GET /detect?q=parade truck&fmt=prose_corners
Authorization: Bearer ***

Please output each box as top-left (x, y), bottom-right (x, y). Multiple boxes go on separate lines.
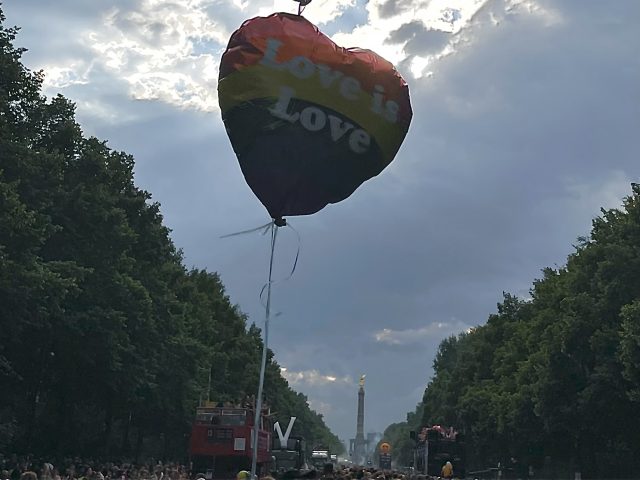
top-left (410, 426), bottom-right (465, 478)
top-left (310, 448), bottom-right (331, 470)
top-left (189, 402), bottom-right (272, 479)
top-left (271, 435), bottom-right (306, 473)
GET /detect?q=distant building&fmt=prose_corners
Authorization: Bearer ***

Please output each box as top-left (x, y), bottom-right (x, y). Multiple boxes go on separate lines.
top-left (352, 375), bottom-right (367, 465)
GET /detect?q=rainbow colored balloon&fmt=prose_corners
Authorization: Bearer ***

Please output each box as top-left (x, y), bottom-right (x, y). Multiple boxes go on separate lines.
top-left (219, 13), bottom-right (412, 219)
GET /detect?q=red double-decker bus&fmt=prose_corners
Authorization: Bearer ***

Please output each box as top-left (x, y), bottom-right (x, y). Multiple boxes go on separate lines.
top-left (189, 402), bottom-right (272, 479)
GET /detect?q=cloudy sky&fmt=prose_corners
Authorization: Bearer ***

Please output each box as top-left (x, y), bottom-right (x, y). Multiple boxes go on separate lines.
top-left (4, 0), bottom-right (639, 446)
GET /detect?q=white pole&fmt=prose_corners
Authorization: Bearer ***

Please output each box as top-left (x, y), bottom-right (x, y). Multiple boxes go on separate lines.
top-left (250, 223), bottom-right (278, 480)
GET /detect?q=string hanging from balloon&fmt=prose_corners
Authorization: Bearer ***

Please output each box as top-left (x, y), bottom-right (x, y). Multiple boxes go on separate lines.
top-left (250, 221), bottom-right (276, 479)
top-left (248, 219), bottom-right (298, 479)
top-left (218, 4), bottom-right (411, 477)
top-left (293, 0), bottom-right (313, 15)
top-left (221, 219), bottom-right (301, 479)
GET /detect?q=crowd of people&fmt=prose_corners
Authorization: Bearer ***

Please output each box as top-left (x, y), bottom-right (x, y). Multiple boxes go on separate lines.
top-left (259, 464), bottom-right (411, 480)
top-left (252, 461), bottom-right (454, 480)
top-left (1, 456), bottom-right (456, 480)
top-left (0, 456), bottom-right (192, 480)
top-left (320, 464), bottom-right (453, 480)
top-left (416, 426), bottom-right (458, 442)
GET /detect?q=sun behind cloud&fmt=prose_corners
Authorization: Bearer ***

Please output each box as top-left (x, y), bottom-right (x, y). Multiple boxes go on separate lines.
top-left (57, 0), bottom-right (555, 112)
top-left (373, 320), bottom-right (473, 346)
top-left (280, 367), bottom-right (353, 387)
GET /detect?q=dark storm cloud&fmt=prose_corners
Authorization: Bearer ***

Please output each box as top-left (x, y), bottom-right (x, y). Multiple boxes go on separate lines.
top-left (377, 0), bottom-right (417, 19)
top-left (387, 21), bottom-right (451, 56)
top-left (4, 0), bottom-right (639, 444)
top-left (237, 0), bottom-right (637, 438)
top-left (116, 0), bottom-right (638, 436)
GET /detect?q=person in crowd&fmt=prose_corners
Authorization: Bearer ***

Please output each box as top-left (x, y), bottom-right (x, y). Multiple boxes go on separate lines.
top-left (320, 464), bottom-right (334, 480)
top-left (440, 461), bottom-right (453, 479)
top-left (236, 471), bottom-right (250, 480)
top-left (152, 465), bottom-right (163, 480)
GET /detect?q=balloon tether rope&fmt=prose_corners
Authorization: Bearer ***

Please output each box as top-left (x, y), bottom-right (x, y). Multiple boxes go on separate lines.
top-left (250, 222), bottom-right (278, 480)
top-left (220, 217), bottom-right (299, 480)
top-left (294, 0), bottom-right (312, 15)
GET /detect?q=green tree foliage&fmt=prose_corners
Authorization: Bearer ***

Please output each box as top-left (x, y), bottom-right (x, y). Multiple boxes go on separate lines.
top-left (390, 186), bottom-right (640, 478)
top-left (0, 8), bottom-right (341, 459)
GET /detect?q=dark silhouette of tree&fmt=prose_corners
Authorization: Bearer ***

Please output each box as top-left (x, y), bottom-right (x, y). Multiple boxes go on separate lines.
top-left (386, 188), bottom-right (640, 478)
top-left (0, 7), bottom-right (343, 459)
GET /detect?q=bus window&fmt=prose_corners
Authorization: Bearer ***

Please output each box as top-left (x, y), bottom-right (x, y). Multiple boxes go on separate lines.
top-left (219, 415), bottom-right (245, 426)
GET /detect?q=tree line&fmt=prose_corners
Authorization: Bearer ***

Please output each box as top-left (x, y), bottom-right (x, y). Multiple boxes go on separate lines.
top-left (0, 8), bottom-right (343, 460)
top-left (382, 187), bottom-right (640, 478)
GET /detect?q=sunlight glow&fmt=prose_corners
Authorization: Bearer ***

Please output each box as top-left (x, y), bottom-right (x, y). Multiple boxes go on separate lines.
top-left (59, 0), bottom-right (552, 111)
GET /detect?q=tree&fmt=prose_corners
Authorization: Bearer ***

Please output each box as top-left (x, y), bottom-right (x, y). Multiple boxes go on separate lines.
top-left (0, 7), bottom-right (341, 459)
top-left (389, 185), bottom-right (640, 478)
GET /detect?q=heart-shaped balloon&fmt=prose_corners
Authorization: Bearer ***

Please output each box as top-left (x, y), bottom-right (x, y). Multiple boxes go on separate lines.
top-left (219, 13), bottom-right (412, 220)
